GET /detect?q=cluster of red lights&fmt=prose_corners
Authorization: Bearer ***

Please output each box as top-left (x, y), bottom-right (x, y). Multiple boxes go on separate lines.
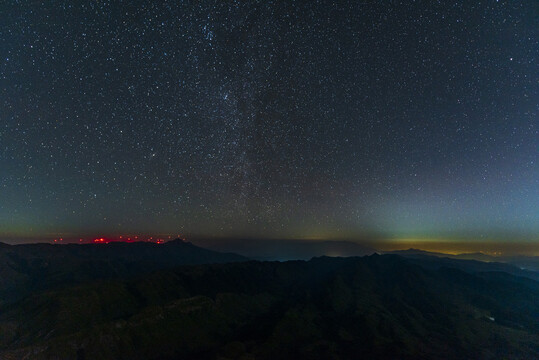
top-left (52, 235), bottom-right (186, 245)
top-left (90, 236), bottom-right (169, 244)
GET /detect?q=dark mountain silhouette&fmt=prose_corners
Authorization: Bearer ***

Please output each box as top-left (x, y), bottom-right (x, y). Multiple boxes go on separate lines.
top-left (388, 248), bottom-right (498, 262)
top-left (1, 254), bottom-right (538, 359)
top-left (192, 238), bottom-right (377, 260)
top-left (0, 240), bottom-right (247, 306)
top-left (387, 248), bottom-right (454, 257)
top-left (507, 256), bottom-right (539, 271)
top-left (387, 248), bottom-right (539, 279)
top-left (398, 253), bottom-right (539, 282)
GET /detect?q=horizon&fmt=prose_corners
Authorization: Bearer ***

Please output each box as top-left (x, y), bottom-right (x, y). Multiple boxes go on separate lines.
top-left (2, 235), bottom-right (539, 257)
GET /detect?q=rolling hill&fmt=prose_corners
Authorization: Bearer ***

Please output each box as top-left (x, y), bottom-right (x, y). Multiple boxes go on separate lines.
top-left (0, 240), bottom-right (248, 306)
top-left (1, 254), bottom-right (538, 359)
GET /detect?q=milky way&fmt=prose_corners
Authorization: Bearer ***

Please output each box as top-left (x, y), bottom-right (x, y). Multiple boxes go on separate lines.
top-left (1, 1), bottom-right (537, 242)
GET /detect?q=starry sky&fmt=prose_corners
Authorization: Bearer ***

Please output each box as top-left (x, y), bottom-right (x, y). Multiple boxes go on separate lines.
top-left (1, 0), bottom-right (538, 246)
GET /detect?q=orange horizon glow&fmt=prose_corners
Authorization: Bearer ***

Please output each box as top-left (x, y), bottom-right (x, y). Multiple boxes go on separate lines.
top-left (373, 239), bottom-right (539, 257)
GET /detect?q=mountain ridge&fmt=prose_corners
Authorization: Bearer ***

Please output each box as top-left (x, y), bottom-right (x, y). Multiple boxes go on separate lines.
top-left (0, 239), bottom-right (248, 306)
top-left (191, 238), bottom-right (377, 260)
top-left (1, 254), bottom-right (538, 359)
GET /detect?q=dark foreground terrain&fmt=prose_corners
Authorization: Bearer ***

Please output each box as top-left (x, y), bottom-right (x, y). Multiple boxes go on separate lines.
top-left (1, 244), bottom-right (539, 359)
top-left (0, 240), bottom-right (247, 306)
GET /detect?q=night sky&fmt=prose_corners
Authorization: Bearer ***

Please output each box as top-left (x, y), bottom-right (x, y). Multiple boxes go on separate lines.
top-left (1, 1), bottom-right (537, 247)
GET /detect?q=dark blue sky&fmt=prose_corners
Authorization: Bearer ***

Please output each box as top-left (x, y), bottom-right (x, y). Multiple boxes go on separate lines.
top-left (0, 1), bottom-right (537, 245)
